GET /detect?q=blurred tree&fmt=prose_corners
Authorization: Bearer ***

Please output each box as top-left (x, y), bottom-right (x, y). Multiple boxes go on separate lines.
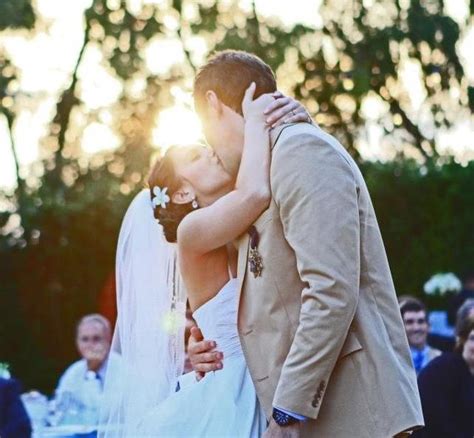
top-left (186, 0), bottom-right (472, 159)
top-left (310, 0), bottom-right (472, 159)
top-left (0, 55), bottom-right (24, 194)
top-left (0, 0), bottom-right (35, 30)
top-left (363, 159), bottom-right (474, 296)
top-left (0, 0), bottom-right (189, 391)
top-left (0, 0), bottom-right (472, 391)
top-left (0, 0), bottom-right (41, 386)
top-left (0, 0), bottom-right (35, 195)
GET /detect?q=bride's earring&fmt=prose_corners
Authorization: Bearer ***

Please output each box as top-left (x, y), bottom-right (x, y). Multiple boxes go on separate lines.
top-left (192, 198), bottom-right (198, 209)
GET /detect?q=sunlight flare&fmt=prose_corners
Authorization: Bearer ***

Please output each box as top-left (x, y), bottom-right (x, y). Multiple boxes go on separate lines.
top-left (152, 105), bottom-right (203, 152)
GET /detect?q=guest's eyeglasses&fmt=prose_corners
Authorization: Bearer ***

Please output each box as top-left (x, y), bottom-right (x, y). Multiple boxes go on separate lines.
top-left (78, 335), bottom-right (104, 343)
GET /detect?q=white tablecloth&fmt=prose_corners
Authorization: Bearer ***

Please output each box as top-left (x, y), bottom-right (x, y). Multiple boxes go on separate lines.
top-left (33, 425), bottom-right (96, 438)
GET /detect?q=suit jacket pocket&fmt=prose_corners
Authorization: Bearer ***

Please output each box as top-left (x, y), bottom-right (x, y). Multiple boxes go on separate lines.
top-left (339, 330), bottom-right (363, 359)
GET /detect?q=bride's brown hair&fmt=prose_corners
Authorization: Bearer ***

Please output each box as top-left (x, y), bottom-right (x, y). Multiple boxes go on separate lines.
top-left (148, 146), bottom-right (194, 243)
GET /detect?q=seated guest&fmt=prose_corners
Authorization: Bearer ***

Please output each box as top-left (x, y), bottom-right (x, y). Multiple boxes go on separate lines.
top-left (427, 328), bottom-right (455, 353)
top-left (400, 298), bottom-right (441, 374)
top-left (56, 314), bottom-right (119, 425)
top-left (448, 270), bottom-right (474, 326)
top-left (413, 299), bottom-right (474, 438)
top-left (0, 377), bottom-right (32, 438)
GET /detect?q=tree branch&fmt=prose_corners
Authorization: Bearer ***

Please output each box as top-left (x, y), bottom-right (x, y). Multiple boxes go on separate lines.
top-left (387, 98), bottom-right (436, 159)
top-left (50, 11), bottom-right (92, 164)
top-left (4, 111), bottom-right (25, 193)
top-left (177, 23), bottom-right (197, 73)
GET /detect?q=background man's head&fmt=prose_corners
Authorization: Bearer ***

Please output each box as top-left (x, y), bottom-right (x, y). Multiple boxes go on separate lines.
top-left (462, 271), bottom-right (474, 292)
top-left (455, 299), bottom-right (474, 368)
top-left (76, 314), bottom-right (112, 370)
top-left (400, 298), bottom-right (430, 350)
top-left (193, 50), bottom-right (276, 177)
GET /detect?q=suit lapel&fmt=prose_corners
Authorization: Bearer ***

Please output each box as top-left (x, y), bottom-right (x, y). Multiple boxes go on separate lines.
top-left (236, 123), bottom-right (296, 310)
top-left (236, 233), bottom-right (250, 304)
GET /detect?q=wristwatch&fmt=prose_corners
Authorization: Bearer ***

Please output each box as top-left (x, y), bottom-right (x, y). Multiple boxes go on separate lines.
top-left (272, 408), bottom-right (300, 427)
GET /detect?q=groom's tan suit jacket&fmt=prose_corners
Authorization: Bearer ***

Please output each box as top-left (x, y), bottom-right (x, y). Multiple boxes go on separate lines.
top-left (237, 123), bottom-right (424, 437)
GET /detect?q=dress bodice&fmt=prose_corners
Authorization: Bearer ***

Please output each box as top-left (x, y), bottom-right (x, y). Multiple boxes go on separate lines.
top-left (192, 278), bottom-right (243, 360)
top-left (138, 277), bottom-right (267, 437)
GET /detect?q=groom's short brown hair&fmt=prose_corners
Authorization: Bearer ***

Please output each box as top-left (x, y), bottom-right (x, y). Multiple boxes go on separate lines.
top-left (194, 50), bottom-right (277, 116)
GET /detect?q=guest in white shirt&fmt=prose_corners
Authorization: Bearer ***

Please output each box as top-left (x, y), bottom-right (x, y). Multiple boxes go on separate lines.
top-left (55, 314), bottom-right (119, 425)
top-left (400, 298), bottom-right (441, 374)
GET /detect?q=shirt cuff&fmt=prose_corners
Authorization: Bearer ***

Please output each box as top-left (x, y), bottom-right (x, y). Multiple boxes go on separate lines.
top-left (274, 406), bottom-right (307, 421)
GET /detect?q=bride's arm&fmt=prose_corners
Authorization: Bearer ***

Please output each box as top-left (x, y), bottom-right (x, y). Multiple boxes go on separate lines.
top-left (177, 83), bottom-right (272, 254)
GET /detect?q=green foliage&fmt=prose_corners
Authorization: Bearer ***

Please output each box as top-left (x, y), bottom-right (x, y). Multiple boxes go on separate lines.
top-left (363, 159), bottom-right (474, 296)
top-left (293, 0), bottom-right (470, 158)
top-left (185, 0), bottom-right (472, 159)
top-left (85, 0), bottom-right (163, 79)
top-left (0, 0), bottom-right (35, 30)
top-left (0, 146), bottom-right (150, 391)
top-left (0, 54), bottom-right (16, 118)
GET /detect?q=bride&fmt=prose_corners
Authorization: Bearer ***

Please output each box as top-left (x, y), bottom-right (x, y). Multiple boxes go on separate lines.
top-left (100, 86), bottom-right (311, 437)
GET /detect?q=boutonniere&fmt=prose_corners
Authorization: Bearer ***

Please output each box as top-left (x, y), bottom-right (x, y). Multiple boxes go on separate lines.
top-left (248, 225), bottom-right (263, 278)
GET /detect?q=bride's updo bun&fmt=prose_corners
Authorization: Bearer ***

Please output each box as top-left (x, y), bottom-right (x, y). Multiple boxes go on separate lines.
top-left (148, 147), bottom-right (194, 243)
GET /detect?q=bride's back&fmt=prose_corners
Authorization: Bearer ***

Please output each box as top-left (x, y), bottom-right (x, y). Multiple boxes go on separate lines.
top-left (178, 245), bottom-right (236, 312)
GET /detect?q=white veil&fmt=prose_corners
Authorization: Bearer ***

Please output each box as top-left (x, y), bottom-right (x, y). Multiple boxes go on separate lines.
top-left (99, 189), bottom-right (187, 437)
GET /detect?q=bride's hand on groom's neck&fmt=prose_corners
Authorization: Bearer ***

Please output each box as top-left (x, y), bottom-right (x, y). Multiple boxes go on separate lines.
top-left (242, 82), bottom-right (275, 127)
top-left (264, 91), bottom-right (313, 128)
top-left (188, 326), bottom-right (224, 380)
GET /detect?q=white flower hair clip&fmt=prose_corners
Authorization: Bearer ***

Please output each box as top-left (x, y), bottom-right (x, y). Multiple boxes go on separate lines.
top-left (152, 186), bottom-right (170, 209)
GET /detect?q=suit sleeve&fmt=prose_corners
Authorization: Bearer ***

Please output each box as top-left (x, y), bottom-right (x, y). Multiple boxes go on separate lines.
top-left (271, 132), bottom-right (360, 419)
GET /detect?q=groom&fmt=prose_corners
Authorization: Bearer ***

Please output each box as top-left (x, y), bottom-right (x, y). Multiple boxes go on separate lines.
top-left (189, 50), bottom-right (424, 437)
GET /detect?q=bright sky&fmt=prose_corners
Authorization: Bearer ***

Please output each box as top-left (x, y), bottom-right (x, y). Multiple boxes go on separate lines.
top-left (0, 0), bottom-right (472, 189)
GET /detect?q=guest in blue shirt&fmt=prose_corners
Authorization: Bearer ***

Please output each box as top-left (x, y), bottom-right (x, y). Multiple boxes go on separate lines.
top-left (400, 298), bottom-right (441, 374)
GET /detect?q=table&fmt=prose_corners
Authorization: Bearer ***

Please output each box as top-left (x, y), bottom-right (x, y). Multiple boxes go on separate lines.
top-left (33, 425), bottom-right (97, 438)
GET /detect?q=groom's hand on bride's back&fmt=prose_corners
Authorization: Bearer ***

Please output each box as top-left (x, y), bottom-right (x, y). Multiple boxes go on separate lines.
top-left (188, 326), bottom-right (223, 380)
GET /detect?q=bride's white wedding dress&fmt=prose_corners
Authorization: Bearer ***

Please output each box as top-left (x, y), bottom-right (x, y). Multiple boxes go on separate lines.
top-left (136, 277), bottom-right (267, 437)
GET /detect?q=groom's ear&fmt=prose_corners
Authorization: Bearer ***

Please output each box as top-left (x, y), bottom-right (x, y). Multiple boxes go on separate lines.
top-left (205, 90), bottom-right (223, 117)
top-left (172, 185), bottom-right (195, 205)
